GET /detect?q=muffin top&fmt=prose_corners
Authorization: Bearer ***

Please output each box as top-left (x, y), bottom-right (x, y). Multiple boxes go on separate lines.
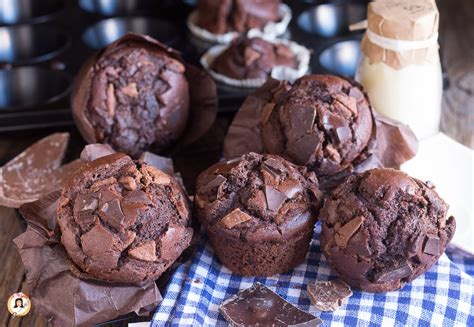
top-left (320, 168), bottom-right (456, 292)
top-left (261, 75), bottom-right (373, 177)
top-left (197, 0), bottom-right (281, 34)
top-left (57, 153), bottom-right (193, 283)
top-left (211, 37), bottom-right (297, 80)
top-left (195, 152), bottom-right (323, 242)
top-left (74, 40), bottom-right (190, 157)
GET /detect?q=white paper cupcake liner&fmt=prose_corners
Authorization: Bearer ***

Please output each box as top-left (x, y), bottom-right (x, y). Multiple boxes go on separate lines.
top-left (200, 34), bottom-right (311, 88)
top-left (187, 3), bottom-right (292, 44)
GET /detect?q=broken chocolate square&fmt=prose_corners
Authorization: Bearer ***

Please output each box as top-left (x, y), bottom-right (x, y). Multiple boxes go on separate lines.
top-left (264, 185), bottom-right (287, 212)
top-left (423, 235), bottom-right (441, 256)
top-left (307, 279), bottom-right (353, 312)
top-left (220, 283), bottom-right (321, 326)
top-left (335, 216), bottom-right (364, 248)
top-left (220, 208), bottom-right (252, 229)
top-left (374, 262), bottom-right (413, 283)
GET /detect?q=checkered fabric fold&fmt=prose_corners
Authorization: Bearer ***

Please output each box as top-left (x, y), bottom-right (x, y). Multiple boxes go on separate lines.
top-left (153, 224), bottom-right (474, 326)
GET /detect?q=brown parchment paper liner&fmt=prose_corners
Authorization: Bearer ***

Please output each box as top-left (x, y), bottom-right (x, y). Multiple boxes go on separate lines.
top-left (71, 33), bottom-right (218, 157)
top-left (186, 3), bottom-right (292, 44)
top-left (200, 32), bottom-right (310, 88)
top-left (361, 0), bottom-right (439, 70)
top-left (223, 78), bottom-right (418, 191)
top-left (11, 144), bottom-right (192, 326)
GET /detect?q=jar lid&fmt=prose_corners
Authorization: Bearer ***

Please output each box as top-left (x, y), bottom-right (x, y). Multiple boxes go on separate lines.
top-left (367, 0), bottom-right (439, 41)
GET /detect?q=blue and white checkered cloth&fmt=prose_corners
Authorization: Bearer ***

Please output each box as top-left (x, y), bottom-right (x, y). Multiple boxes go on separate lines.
top-left (152, 223), bottom-right (474, 326)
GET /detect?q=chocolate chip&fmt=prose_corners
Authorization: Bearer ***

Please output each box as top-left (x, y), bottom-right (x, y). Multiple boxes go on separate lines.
top-left (121, 202), bottom-right (146, 227)
top-left (80, 143), bottom-right (115, 161)
top-left (123, 189), bottom-right (150, 205)
top-left (263, 158), bottom-right (285, 172)
top-left (118, 176), bottom-right (137, 191)
top-left (286, 133), bottom-right (320, 165)
top-left (333, 93), bottom-right (357, 116)
top-left (264, 185), bottom-right (287, 212)
top-left (335, 126), bottom-right (351, 143)
top-left (375, 262), bottom-right (413, 282)
top-left (74, 194), bottom-right (99, 213)
top-left (335, 216), bottom-right (364, 247)
top-left (277, 179), bottom-right (303, 199)
top-left (119, 230), bottom-right (136, 250)
top-left (201, 174), bottom-right (226, 193)
top-left (159, 225), bottom-right (186, 260)
top-left (81, 222), bottom-right (120, 269)
top-left (288, 105), bottom-right (316, 139)
top-left (423, 236), bottom-right (440, 255)
top-left (307, 279), bottom-right (353, 312)
top-left (220, 283), bottom-right (321, 327)
top-left (425, 180), bottom-right (435, 189)
top-left (99, 198), bottom-right (125, 230)
top-left (139, 152), bottom-right (174, 176)
top-left (220, 208), bottom-right (252, 229)
top-left (347, 229), bottom-right (372, 257)
top-left (128, 241), bottom-right (157, 262)
top-left (120, 83), bottom-right (139, 97)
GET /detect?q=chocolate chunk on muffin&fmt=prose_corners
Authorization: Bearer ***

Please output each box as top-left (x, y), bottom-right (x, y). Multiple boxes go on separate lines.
top-left (261, 75), bottom-right (373, 178)
top-left (211, 37), bottom-right (297, 80)
top-left (320, 168), bottom-right (456, 292)
top-left (57, 153), bottom-right (193, 283)
top-left (72, 36), bottom-right (191, 157)
top-left (194, 152), bottom-right (323, 276)
top-left (197, 0), bottom-right (281, 34)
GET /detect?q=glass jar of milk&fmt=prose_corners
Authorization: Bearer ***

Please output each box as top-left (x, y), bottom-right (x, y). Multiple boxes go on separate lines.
top-left (356, 0), bottom-right (442, 140)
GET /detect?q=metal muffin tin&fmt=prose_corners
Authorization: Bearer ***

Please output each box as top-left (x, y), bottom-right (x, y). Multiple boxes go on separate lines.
top-left (0, 0), bottom-right (369, 131)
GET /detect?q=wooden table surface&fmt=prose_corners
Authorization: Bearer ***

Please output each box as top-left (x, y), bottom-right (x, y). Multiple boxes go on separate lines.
top-left (1, 0), bottom-right (473, 326)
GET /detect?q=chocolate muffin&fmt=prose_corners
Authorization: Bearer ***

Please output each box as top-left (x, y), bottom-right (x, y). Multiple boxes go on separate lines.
top-left (194, 152), bottom-right (323, 276)
top-left (261, 75), bottom-right (373, 178)
top-left (57, 153), bottom-right (193, 283)
top-left (197, 0), bottom-right (281, 34)
top-left (211, 37), bottom-right (297, 80)
top-left (72, 35), bottom-right (191, 157)
top-left (320, 168), bottom-right (456, 292)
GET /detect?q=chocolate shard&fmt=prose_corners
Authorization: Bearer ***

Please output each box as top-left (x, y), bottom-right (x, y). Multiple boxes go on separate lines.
top-left (128, 241), bottom-right (157, 262)
top-left (0, 133), bottom-right (70, 208)
top-left (220, 283), bottom-right (322, 327)
top-left (261, 103), bottom-right (276, 124)
top-left (264, 185), bottom-right (287, 212)
top-left (335, 216), bottom-right (364, 247)
top-left (307, 280), bottom-right (353, 312)
top-left (278, 179), bottom-right (303, 199)
top-left (262, 157), bottom-right (286, 175)
top-left (118, 176), bottom-right (137, 191)
top-left (286, 133), bottom-right (320, 166)
top-left (98, 199), bottom-right (126, 230)
top-left (288, 105), bottom-right (316, 139)
top-left (201, 174), bottom-right (226, 193)
top-left (80, 143), bottom-right (115, 161)
top-left (375, 262), bottom-right (413, 283)
top-left (80, 222), bottom-right (120, 269)
top-left (159, 225), bottom-right (187, 260)
top-left (423, 235), bottom-right (441, 256)
top-left (139, 152), bottom-right (174, 176)
top-left (347, 230), bottom-right (372, 257)
top-left (123, 189), bottom-right (151, 205)
top-left (220, 208), bottom-right (252, 229)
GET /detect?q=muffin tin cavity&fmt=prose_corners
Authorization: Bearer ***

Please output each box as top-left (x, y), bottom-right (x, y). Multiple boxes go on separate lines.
top-left (0, 0), bottom-right (65, 25)
top-left (297, 3), bottom-right (366, 38)
top-left (0, 67), bottom-right (71, 110)
top-left (82, 17), bottom-right (179, 49)
top-left (0, 25), bottom-right (69, 65)
top-left (318, 40), bottom-right (361, 77)
top-left (79, 0), bottom-right (163, 16)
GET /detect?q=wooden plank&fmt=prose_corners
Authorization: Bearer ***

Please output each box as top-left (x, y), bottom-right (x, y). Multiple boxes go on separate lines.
top-left (438, 0), bottom-right (474, 148)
